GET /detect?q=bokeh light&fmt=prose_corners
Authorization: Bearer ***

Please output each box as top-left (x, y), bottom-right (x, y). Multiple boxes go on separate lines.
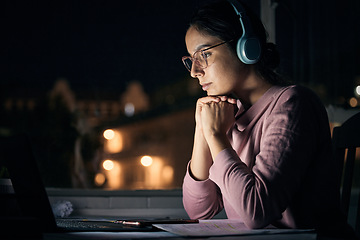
top-left (355, 85), bottom-right (360, 96)
top-left (349, 97), bottom-right (358, 108)
top-left (103, 160), bottom-right (115, 170)
top-left (103, 129), bottom-right (115, 140)
top-left (141, 156), bottom-right (153, 167)
top-left (94, 173), bottom-right (106, 186)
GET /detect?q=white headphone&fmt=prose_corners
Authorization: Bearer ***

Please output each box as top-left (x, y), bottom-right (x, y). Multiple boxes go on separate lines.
top-left (227, 0), bottom-right (261, 64)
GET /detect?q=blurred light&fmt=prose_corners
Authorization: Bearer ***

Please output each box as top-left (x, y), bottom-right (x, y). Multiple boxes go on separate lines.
top-left (94, 173), bottom-right (106, 186)
top-left (103, 129), bottom-right (115, 140)
top-left (103, 161), bottom-right (123, 189)
top-left (141, 156), bottom-right (153, 167)
top-left (355, 85), bottom-right (360, 96)
top-left (124, 103), bottom-right (135, 117)
top-left (103, 160), bottom-right (114, 170)
top-left (162, 165), bottom-right (174, 184)
top-left (104, 130), bottom-right (123, 153)
top-left (349, 97), bottom-right (358, 108)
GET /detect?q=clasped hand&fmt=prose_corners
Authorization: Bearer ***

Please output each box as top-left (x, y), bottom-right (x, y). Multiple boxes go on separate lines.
top-left (196, 96), bottom-right (237, 142)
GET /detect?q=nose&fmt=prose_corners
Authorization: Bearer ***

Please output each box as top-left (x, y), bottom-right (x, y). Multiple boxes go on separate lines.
top-left (190, 64), bottom-right (204, 78)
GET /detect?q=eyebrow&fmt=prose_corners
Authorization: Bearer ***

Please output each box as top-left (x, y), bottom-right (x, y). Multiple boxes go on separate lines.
top-left (193, 44), bottom-right (212, 53)
top-left (189, 40), bottom-right (232, 57)
top-left (189, 42), bottom-right (215, 56)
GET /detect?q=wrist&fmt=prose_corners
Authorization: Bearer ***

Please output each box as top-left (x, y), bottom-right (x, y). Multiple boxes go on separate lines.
top-left (206, 133), bottom-right (231, 160)
top-left (204, 129), bottom-right (227, 143)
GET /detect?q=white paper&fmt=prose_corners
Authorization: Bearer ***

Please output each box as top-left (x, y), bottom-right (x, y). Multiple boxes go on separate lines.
top-left (51, 231), bottom-right (178, 239)
top-left (154, 219), bottom-right (315, 237)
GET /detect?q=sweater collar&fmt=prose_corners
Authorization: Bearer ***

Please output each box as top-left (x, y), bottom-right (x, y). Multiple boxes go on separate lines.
top-left (234, 85), bottom-right (287, 131)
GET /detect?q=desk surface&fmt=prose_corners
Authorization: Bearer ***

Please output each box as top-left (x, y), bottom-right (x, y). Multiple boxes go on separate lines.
top-left (44, 231), bottom-right (317, 240)
top-left (43, 219), bottom-right (319, 240)
top-left (41, 218), bottom-right (352, 240)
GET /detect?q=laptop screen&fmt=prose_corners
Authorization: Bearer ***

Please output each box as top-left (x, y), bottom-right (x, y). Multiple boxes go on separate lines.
top-left (0, 134), bottom-right (57, 232)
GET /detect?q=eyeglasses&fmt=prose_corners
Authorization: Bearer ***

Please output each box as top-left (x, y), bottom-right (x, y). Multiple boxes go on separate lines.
top-left (182, 40), bottom-right (232, 72)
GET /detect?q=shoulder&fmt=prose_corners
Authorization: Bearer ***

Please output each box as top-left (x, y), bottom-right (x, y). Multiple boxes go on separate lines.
top-left (263, 85), bottom-right (328, 125)
top-left (272, 85), bottom-right (323, 109)
top-left (275, 85), bottom-right (318, 100)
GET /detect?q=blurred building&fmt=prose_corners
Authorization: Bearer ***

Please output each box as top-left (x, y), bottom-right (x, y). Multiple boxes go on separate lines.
top-left (0, 77), bottom-right (200, 189)
top-left (2, 74), bottom-right (360, 190)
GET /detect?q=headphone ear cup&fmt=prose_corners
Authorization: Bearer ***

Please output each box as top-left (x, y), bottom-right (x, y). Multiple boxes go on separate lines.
top-left (236, 37), bottom-right (261, 64)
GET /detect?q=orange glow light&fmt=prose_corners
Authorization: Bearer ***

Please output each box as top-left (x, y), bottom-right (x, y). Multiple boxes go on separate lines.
top-left (103, 160), bottom-right (114, 170)
top-left (141, 156), bottom-right (153, 167)
top-left (94, 173), bottom-right (106, 186)
top-left (103, 129), bottom-right (115, 140)
top-left (349, 97), bottom-right (358, 108)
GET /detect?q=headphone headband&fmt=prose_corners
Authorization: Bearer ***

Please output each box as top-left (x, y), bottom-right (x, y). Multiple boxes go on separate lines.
top-left (227, 0), bottom-right (261, 64)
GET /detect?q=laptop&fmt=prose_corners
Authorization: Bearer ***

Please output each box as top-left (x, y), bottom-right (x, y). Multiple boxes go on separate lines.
top-left (0, 134), bottom-right (154, 236)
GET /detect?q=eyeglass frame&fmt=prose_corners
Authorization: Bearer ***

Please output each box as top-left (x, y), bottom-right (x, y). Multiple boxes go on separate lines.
top-left (182, 39), bottom-right (233, 72)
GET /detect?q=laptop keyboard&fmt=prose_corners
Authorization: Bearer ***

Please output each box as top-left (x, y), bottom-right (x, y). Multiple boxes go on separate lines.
top-left (55, 218), bottom-right (154, 231)
top-left (56, 219), bottom-right (118, 229)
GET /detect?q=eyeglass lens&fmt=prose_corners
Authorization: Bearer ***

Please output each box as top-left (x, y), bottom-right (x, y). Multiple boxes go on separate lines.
top-left (183, 58), bottom-right (193, 72)
top-left (183, 51), bottom-right (207, 72)
top-left (182, 40), bottom-right (232, 72)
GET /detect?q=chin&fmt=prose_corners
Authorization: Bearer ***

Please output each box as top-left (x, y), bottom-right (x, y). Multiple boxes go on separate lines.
top-left (207, 91), bottom-right (230, 97)
top-left (206, 92), bottom-right (217, 96)
top-left (206, 89), bottom-right (219, 96)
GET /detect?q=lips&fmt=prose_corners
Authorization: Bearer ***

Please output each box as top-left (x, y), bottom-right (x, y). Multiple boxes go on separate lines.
top-left (201, 83), bottom-right (211, 91)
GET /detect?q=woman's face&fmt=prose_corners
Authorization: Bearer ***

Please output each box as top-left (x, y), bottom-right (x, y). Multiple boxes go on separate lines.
top-left (185, 26), bottom-right (249, 97)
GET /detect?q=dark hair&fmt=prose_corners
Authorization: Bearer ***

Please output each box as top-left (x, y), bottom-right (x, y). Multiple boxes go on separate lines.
top-left (189, 0), bottom-right (283, 85)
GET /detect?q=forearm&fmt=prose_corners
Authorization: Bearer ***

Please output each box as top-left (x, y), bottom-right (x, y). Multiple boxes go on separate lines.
top-left (189, 126), bottom-right (213, 180)
top-left (205, 132), bottom-right (232, 161)
top-left (183, 164), bottom-right (224, 219)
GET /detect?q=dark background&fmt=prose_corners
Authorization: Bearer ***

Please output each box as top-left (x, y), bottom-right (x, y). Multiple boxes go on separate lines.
top-left (2, 0), bottom-right (360, 101)
top-left (2, 0), bottom-right (199, 95)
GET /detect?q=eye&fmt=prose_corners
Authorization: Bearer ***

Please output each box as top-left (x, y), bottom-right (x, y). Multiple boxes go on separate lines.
top-left (203, 51), bottom-right (212, 58)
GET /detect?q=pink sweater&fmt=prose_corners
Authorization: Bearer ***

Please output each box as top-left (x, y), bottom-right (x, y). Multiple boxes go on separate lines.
top-left (183, 85), bottom-right (341, 229)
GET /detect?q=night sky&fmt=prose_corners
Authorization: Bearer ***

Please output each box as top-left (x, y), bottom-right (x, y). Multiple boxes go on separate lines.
top-left (2, 0), bottom-right (360, 101)
top-left (2, 0), bottom-right (202, 95)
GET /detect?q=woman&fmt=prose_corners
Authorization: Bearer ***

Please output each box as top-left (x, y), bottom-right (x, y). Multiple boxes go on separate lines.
top-left (181, 0), bottom-right (355, 238)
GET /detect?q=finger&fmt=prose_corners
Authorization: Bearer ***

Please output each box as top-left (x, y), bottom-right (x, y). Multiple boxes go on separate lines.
top-left (226, 98), bottom-right (237, 104)
top-left (213, 96), bottom-right (237, 104)
top-left (198, 96), bottom-right (221, 104)
top-left (217, 96), bottom-right (228, 102)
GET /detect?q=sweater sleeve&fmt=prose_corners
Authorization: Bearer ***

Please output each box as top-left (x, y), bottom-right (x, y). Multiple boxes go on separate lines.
top-left (182, 161), bottom-right (224, 219)
top-left (209, 88), bottom-right (323, 229)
